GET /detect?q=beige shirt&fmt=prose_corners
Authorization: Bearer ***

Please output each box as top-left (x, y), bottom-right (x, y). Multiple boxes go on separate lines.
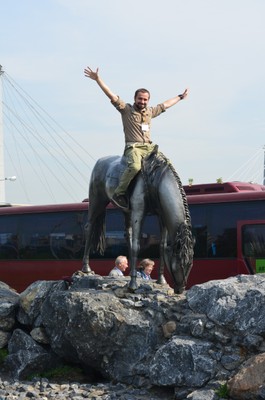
top-left (108, 267), bottom-right (124, 277)
top-left (111, 97), bottom-right (165, 144)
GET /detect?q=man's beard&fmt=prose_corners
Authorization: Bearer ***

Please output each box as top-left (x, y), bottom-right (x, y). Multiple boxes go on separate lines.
top-left (134, 103), bottom-right (146, 111)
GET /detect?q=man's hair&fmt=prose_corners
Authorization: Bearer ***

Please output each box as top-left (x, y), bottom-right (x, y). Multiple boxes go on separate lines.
top-left (115, 255), bottom-right (127, 266)
top-left (134, 88), bottom-right (150, 100)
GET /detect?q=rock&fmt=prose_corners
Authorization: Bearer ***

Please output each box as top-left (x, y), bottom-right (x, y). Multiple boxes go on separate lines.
top-left (162, 320), bottom-right (177, 338)
top-left (186, 389), bottom-right (219, 399)
top-left (30, 327), bottom-right (50, 344)
top-left (41, 283), bottom-right (164, 385)
top-left (17, 280), bottom-right (65, 326)
top-left (186, 275), bottom-right (265, 335)
top-left (1, 274), bottom-right (265, 399)
top-left (149, 337), bottom-right (217, 386)
top-left (228, 353), bottom-right (265, 399)
top-left (0, 330), bottom-right (11, 348)
top-left (4, 329), bottom-right (61, 379)
top-left (0, 284), bottom-right (19, 333)
top-left (0, 377), bottom-right (173, 399)
top-left (0, 284), bottom-right (19, 349)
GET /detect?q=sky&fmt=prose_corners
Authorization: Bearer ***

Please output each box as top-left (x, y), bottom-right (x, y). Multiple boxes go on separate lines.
top-left (1, 0), bottom-right (265, 204)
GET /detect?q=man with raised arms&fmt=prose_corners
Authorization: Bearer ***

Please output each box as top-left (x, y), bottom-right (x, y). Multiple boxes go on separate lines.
top-left (84, 66), bottom-right (188, 209)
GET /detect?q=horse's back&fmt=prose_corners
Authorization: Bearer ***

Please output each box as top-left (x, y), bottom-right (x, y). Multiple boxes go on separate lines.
top-left (89, 155), bottom-right (126, 200)
top-left (93, 155), bottom-right (120, 172)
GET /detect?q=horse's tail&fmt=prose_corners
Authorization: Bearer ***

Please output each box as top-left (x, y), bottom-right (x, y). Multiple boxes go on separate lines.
top-left (90, 211), bottom-right (106, 255)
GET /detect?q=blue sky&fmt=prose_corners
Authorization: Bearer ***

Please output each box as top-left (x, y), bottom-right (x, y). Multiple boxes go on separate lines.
top-left (1, 0), bottom-right (265, 204)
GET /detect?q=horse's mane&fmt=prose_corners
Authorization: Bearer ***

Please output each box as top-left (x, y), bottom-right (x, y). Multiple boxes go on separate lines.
top-left (142, 150), bottom-right (194, 287)
top-left (141, 150), bottom-right (191, 226)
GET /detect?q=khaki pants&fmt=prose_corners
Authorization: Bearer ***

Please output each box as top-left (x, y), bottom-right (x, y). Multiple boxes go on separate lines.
top-left (114, 143), bottom-right (156, 196)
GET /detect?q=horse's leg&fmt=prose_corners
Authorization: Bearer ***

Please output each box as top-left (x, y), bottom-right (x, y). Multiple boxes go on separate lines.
top-left (123, 211), bottom-right (138, 290)
top-left (157, 225), bottom-right (168, 285)
top-left (82, 219), bottom-right (93, 273)
top-left (124, 211), bottom-right (132, 260)
top-left (128, 208), bottom-right (144, 291)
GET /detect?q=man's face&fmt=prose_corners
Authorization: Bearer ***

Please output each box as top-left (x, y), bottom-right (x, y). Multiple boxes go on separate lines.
top-left (119, 258), bottom-right (129, 272)
top-left (134, 92), bottom-right (149, 110)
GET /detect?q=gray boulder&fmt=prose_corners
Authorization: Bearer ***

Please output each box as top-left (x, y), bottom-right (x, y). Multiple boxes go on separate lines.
top-left (150, 337), bottom-right (217, 386)
top-left (41, 276), bottom-right (171, 385)
top-left (4, 329), bottom-right (61, 379)
top-left (17, 280), bottom-right (65, 326)
top-left (0, 282), bottom-right (19, 348)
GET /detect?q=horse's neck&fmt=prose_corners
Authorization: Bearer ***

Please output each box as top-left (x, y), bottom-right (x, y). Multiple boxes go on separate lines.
top-left (142, 152), bottom-right (169, 185)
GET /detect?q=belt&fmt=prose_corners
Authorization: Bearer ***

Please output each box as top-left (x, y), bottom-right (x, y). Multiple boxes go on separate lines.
top-left (125, 141), bottom-right (152, 146)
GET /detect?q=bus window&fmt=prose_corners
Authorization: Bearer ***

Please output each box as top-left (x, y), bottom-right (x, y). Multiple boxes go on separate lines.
top-left (0, 215), bottom-right (19, 259)
top-left (191, 203), bottom-right (239, 258)
top-left (139, 214), bottom-right (160, 258)
top-left (242, 223), bottom-right (265, 274)
top-left (104, 209), bottom-right (160, 259)
top-left (193, 226), bottom-right (208, 258)
top-left (0, 233), bottom-right (19, 259)
top-left (242, 225), bottom-right (265, 258)
top-left (96, 209), bottom-right (127, 257)
top-left (7, 211), bottom-right (87, 260)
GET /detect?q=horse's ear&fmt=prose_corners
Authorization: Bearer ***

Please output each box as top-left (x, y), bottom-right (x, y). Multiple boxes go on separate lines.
top-left (143, 145), bottom-right (159, 164)
top-left (151, 144), bottom-right (159, 154)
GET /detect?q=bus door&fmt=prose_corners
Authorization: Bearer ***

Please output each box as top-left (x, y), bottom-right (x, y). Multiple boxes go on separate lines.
top-left (238, 220), bottom-right (265, 275)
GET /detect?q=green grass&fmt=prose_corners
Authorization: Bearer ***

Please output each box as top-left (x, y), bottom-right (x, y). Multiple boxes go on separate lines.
top-left (215, 383), bottom-right (229, 398)
top-left (0, 348), bottom-right (8, 365)
top-left (28, 364), bottom-right (85, 381)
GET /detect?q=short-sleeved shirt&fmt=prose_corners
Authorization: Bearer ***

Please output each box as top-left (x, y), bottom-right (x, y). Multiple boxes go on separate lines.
top-left (111, 97), bottom-right (165, 144)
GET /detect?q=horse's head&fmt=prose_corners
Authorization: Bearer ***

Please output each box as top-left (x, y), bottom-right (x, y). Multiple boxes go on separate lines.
top-left (164, 222), bottom-right (194, 294)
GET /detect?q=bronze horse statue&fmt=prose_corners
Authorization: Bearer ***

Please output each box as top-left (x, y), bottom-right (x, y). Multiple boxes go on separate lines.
top-left (82, 149), bottom-right (194, 293)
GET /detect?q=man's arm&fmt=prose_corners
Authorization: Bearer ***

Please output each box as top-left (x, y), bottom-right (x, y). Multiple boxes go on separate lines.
top-left (162, 88), bottom-right (189, 110)
top-left (84, 66), bottom-right (118, 102)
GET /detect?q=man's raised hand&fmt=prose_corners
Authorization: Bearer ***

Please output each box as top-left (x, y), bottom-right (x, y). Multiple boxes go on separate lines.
top-left (84, 66), bottom-right (99, 81)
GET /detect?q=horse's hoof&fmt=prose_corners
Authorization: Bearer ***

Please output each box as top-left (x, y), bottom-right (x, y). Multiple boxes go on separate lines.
top-left (82, 265), bottom-right (91, 274)
top-left (156, 275), bottom-right (167, 285)
top-left (128, 278), bottom-right (138, 292)
top-left (128, 286), bottom-right (138, 293)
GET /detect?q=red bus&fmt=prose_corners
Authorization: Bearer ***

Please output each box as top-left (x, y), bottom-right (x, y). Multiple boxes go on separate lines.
top-left (1, 181), bottom-right (265, 292)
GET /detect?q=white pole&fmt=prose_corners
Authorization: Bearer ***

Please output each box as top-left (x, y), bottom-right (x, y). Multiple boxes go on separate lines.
top-left (0, 65), bottom-right (5, 203)
top-left (263, 145), bottom-right (265, 186)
